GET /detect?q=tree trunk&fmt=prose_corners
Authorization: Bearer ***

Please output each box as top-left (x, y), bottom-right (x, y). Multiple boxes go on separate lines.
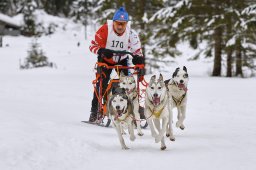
top-left (226, 47), bottom-right (233, 77)
top-left (0, 36), bottom-right (2, 47)
top-left (235, 39), bottom-right (243, 77)
top-left (226, 5), bottom-right (233, 77)
top-left (212, 27), bottom-right (222, 76)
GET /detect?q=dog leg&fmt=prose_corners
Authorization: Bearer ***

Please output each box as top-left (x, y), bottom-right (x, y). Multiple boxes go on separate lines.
top-left (176, 106), bottom-right (186, 130)
top-left (155, 117), bottom-right (168, 143)
top-left (128, 121), bottom-right (136, 141)
top-left (147, 118), bottom-right (157, 138)
top-left (153, 119), bottom-right (160, 134)
top-left (133, 104), bottom-right (144, 136)
top-left (120, 125), bottom-right (126, 135)
top-left (167, 107), bottom-right (175, 141)
top-left (146, 108), bottom-right (157, 138)
top-left (115, 123), bottom-right (129, 150)
top-left (160, 137), bottom-right (167, 150)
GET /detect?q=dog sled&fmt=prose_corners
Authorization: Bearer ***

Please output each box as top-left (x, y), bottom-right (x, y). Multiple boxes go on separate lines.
top-left (82, 50), bottom-right (148, 128)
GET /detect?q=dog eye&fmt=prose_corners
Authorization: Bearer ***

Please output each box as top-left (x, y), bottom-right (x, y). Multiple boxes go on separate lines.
top-left (150, 87), bottom-right (154, 90)
top-left (120, 99), bottom-right (123, 102)
top-left (184, 74), bottom-right (188, 78)
top-left (122, 82), bottom-right (125, 85)
top-left (129, 82), bottom-right (132, 85)
top-left (113, 100), bottom-right (116, 102)
top-left (158, 87), bottom-right (162, 89)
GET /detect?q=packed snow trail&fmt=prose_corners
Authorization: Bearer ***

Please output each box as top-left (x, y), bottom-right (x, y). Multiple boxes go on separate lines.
top-left (0, 31), bottom-right (256, 170)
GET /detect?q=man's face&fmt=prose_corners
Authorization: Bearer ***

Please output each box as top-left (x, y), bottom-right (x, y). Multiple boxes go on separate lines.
top-left (113, 21), bottom-right (127, 34)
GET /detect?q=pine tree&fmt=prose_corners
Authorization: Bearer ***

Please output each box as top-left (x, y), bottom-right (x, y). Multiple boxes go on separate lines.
top-left (0, 0), bottom-right (9, 14)
top-left (71, 0), bottom-right (93, 39)
top-left (148, 0), bottom-right (256, 77)
top-left (21, 38), bottom-right (54, 69)
top-left (22, 0), bottom-right (37, 36)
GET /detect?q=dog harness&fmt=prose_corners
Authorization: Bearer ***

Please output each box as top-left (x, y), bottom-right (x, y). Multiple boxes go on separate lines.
top-left (172, 93), bottom-right (186, 106)
top-left (148, 95), bottom-right (168, 118)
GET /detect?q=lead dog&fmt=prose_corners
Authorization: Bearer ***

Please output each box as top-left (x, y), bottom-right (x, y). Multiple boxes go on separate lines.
top-left (107, 88), bottom-right (136, 150)
top-left (165, 66), bottom-right (189, 140)
top-left (145, 74), bottom-right (169, 150)
top-left (119, 72), bottom-right (144, 136)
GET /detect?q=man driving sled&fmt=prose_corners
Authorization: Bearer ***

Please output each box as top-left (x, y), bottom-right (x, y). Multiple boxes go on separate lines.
top-left (88, 7), bottom-right (145, 122)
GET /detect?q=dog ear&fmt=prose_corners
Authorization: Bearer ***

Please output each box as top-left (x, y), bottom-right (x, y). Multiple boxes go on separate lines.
top-left (122, 94), bottom-right (128, 100)
top-left (130, 75), bottom-right (135, 82)
top-left (119, 71), bottom-right (125, 79)
top-left (159, 74), bottom-right (163, 82)
top-left (150, 75), bottom-right (156, 82)
top-left (172, 68), bottom-right (180, 78)
top-left (183, 66), bottom-right (187, 72)
top-left (121, 88), bottom-right (126, 94)
top-left (164, 79), bottom-right (170, 85)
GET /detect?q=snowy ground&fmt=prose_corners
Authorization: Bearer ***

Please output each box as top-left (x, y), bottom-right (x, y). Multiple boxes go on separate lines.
top-left (1, 25), bottom-right (256, 170)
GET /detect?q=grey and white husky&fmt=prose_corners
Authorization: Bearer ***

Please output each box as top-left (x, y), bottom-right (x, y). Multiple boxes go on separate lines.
top-left (165, 66), bottom-right (189, 140)
top-left (145, 74), bottom-right (169, 150)
top-left (107, 88), bottom-right (135, 150)
top-left (119, 72), bottom-right (144, 136)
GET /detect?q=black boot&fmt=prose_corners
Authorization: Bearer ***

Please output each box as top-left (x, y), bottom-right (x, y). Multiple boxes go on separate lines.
top-left (89, 96), bottom-right (98, 122)
top-left (89, 112), bottom-right (97, 122)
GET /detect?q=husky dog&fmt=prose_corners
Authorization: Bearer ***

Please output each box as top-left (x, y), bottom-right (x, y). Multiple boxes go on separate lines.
top-left (119, 72), bottom-right (144, 136)
top-left (165, 66), bottom-right (189, 140)
top-left (107, 88), bottom-right (135, 150)
top-left (145, 74), bottom-right (169, 150)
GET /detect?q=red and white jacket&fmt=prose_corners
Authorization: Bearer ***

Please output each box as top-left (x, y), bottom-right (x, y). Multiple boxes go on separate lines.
top-left (89, 20), bottom-right (143, 64)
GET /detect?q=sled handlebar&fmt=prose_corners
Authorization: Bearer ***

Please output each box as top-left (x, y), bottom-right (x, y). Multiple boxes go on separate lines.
top-left (106, 49), bottom-right (137, 58)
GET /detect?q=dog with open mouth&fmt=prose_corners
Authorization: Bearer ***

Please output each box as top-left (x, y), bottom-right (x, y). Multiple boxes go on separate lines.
top-left (107, 87), bottom-right (135, 150)
top-left (119, 72), bottom-right (144, 136)
top-left (145, 74), bottom-right (169, 150)
top-left (165, 66), bottom-right (189, 141)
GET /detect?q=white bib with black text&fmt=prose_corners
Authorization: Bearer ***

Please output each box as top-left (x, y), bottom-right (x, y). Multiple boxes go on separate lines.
top-left (106, 20), bottom-right (131, 62)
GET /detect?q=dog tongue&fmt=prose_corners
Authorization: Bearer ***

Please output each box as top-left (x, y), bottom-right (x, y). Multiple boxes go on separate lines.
top-left (178, 83), bottom-right (185, 89)
top-left (178, 83), bottom-right (188, 92)
top-left (153, 97), bottom-right (160, 105)
top-left (117, 109), bottom-right (123, 116)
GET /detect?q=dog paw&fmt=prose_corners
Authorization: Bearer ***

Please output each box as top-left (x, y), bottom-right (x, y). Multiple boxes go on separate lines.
top-left (180, 124), bottom-right (185, 130)
top-left (122, 145), bottom-right (130, 150)
top-left (166, 133), bottom-right (170, 137)
top-left (130, 136), bottom-right (136, 141)
top-left (160, 146), bottom-right (167, 150)
top-left (170, 136), bottom-right (175, 141)
top-left (137, 132), bottom-right (144, 136)
top-left (176, 121), bottom-right (181, 128)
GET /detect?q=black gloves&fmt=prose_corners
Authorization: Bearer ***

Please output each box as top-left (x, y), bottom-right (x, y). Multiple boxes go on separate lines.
top-left (97, 48), bottom-right (113, 59)
top-left (132, 55), bottom-right (145, 65)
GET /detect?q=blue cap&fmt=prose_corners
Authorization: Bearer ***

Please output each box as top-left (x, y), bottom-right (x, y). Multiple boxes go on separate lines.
top-left (112, 7), bottom-right (129, 21)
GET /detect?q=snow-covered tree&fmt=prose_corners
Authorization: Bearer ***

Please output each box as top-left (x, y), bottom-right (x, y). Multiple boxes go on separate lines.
top-left (22, 0), bottom-right (37, 36)
top-left (21, 38), bottom-right (55, 69)
top-left (149, 0), bottom-right (256, 77)
top-left (70, 0), bottom-right (94, 39)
